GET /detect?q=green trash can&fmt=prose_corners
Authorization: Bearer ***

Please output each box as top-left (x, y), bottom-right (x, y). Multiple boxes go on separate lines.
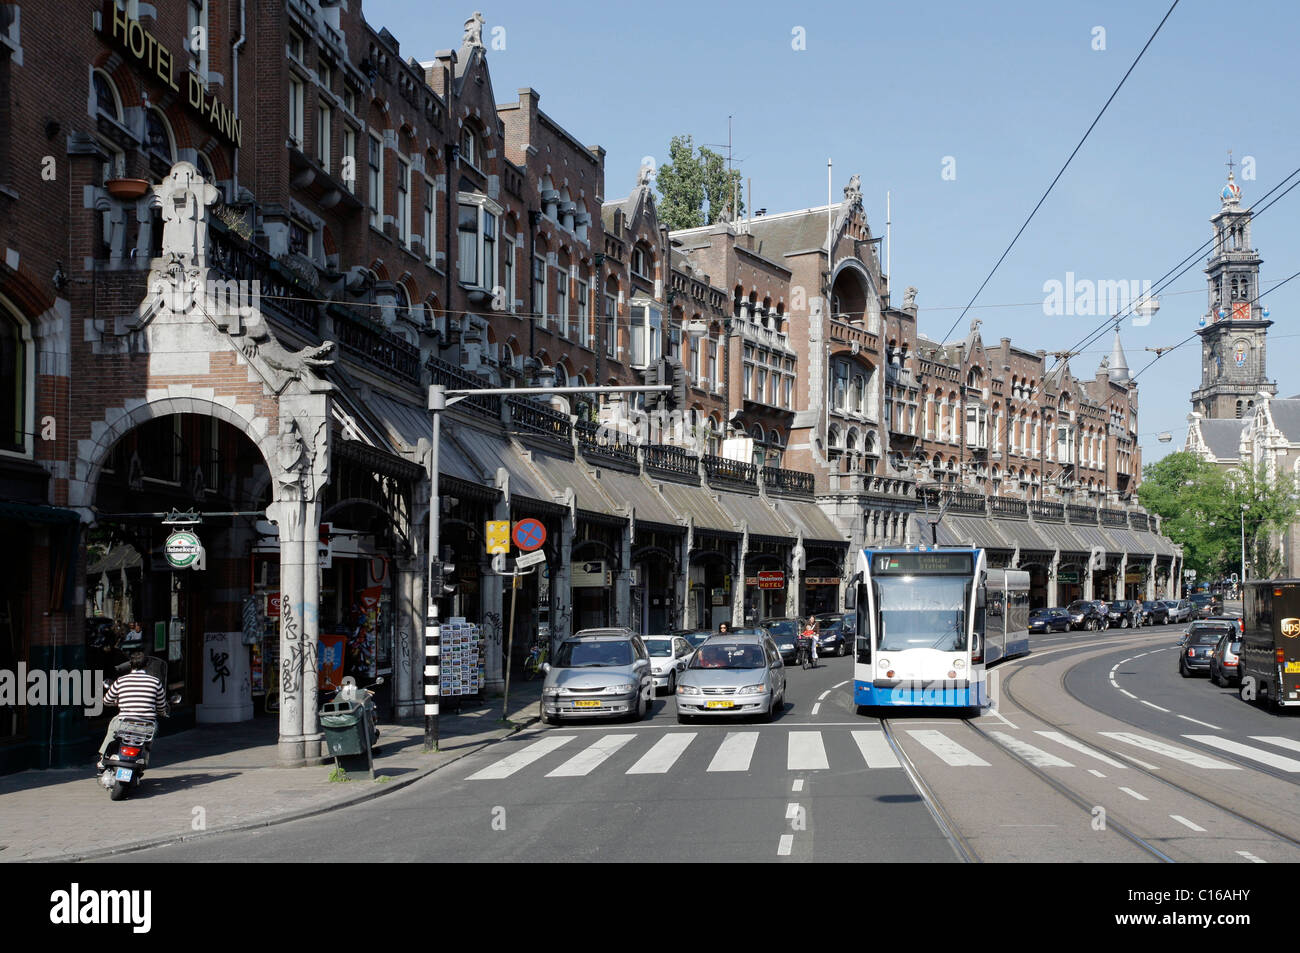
top-left (320, 700), bottom-right (370, 757)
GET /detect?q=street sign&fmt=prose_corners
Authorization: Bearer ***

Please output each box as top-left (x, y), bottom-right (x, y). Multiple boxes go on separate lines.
top-left (485, 520), bottom-right (510, 555)
top-left (512, 518), bottom-right (547, 552)
top-left (517, 549), bottom-right (547, 569)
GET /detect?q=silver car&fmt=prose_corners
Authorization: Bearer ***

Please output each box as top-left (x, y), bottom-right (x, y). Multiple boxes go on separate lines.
top-left (643, 635), bottom-right (695, 695)
top-left (541, 629), bottom-right (654, 724)
top-left (675, 633), bottom-right (786, 723)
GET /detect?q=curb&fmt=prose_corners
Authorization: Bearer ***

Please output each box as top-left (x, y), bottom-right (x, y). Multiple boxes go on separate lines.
top-left (22, 712), bottom-right (540, 863)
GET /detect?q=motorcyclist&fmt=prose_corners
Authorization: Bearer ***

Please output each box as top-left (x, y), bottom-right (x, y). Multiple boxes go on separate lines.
top-left (96, 652), bottom-right (166, 772)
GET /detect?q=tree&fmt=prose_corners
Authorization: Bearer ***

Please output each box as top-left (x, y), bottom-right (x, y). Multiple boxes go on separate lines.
top-left (1137, 452), bottom-right (1300, 581)
top-left (654, 135), bottom-right (745, 231)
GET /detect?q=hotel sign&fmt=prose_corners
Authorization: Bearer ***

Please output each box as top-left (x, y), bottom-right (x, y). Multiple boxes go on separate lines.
top-left (98, 2), bottom-right (243, 148)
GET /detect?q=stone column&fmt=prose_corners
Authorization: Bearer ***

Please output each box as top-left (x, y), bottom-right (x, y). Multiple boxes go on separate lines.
top-left (300, 498), bottom-right (323, 760)
top-left (393, 551), bottom-right (423, 720)
top-left (1047, 549), bottom-right (1060, 607)
top-left (734, 525), bottom-right (749, 626)
top-left (682, 520), bottom-right (696, 629)
top-left (615, 519), bottom-right (633, 628)
top-left (482, 488), bottom-right (510, 692)
top-left (270, 495), bottom-right (308, 766)
top-left (787, 538), bottom-right (804, 619)
top-left (1116, 553), bottom-right (1128, 602)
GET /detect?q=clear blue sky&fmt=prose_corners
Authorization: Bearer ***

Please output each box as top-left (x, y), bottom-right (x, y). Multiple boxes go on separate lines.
top-left (368, 0), bottom-right (1300, 466)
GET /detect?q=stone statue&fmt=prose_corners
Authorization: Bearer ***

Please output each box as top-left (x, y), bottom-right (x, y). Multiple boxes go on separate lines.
top-left (637, 164), bottom-right (654, 188)
top-left (844, 174), bottom-right (862, 204)
top-left (969, 317), bottom-right (981, 334)
top-left (903, 286), bottom-right (917, 310)
top-left (462, 11), bottom-right (485, 49)
top-left (276, 418), bottom-right (312, 496)
top-left (154, 161), bottom-right (220, 271)
top-left (714, 204), bottom-right (732, 225)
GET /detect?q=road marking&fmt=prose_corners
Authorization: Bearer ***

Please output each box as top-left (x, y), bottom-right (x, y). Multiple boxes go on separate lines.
top-left (1170, 815), bottom-right (1206, 832)
top-left (792, 779), bottom-right (804, 792)
top-left (818, 690), bottom-right (831, 701)
top-left (1140, 700), bottom-right (1171, 713)
top-left (1110, 665), bottom-right (1120, 675)
top-left (1177, 715), bottom-right (1222, 730)
top-left (785, 803), bottom-right (800, 819)
top-left (1088, 769), bottom-right (1107, 778)
top-left (1113, 750), bottom-right (1160, 771)
top-left (777, 834), bottom-right (793, 856)
top-left (833, 680), bottom-right (849, 689)
top-left (787, 731), bottom-right (829, 770)
top-left (546, 734), bottom-right (635, 777)
top-left (987, 730), bottom-right (1073, 767)
top-left (851, 730), bottom-right (901, 768)
top-left (810, 703), bottom-right (822, 716)
top-left (625, 732), bottom-right (695, 774)
top-left (907, 729), bottom-right (990, 767)
top-left (467, 735), bottom-right (576, 780)
top-left (1183, 735), bottom-right (1300, 773)
top-left (707, 731), bottom-right (759, 772)
top-left (1119, 786), bottom-right (1149, 801)
top-left (1119, 689), bottom-right (1137, 699)
top-left (1034, 731), bottom-right (1128, 769)
top-left (1253, 736), bottom-right (1300, 754)
top-left (1236, 850), bottom-right (1266, 864)
top-left (1099, 732), bottom-right (1239, 770)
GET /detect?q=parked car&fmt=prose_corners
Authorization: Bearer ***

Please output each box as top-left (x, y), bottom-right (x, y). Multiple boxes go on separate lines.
top-left (1105, 600), bottom-right (1143, 629)
top-left (540, 628), bottom-right (654, 724)
top-left (1189, 592), bottom-right (1223, 619)
top-left (812, 612), bottom-right (854, 656)
top-left (672, 629), bottom-right (715, 652)
top-left (1140, 600), bottom-right (1169, 625)
top-left (1029, 608), bottom-right (1071, 633)
top-left (1067, 600), bottom-right (1106, 631)
top-left (1164, 599), bottom-right (1195, 624)
top-left (1178, 621), bottom-right (1237, 677)
top-left (642, 634), bottom-right (696, 695)
top-left (758, 619), bottom-right (802, 664)
top-left (1208, 630), bottom-right (1243, 687)
top-left (676, 632), bottom-right (786, 723)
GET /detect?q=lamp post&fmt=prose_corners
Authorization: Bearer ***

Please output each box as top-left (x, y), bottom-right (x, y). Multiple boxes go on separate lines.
top-left (425, 382), bottom-right (671, 750)
top-left (1240, 502), bottom-right (1249, 591)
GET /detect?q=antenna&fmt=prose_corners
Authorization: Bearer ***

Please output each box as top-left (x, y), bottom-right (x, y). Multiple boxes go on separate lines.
top-left (886, 190), bottom-right (891, 280)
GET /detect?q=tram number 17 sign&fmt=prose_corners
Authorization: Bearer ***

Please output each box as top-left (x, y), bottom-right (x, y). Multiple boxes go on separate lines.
top-left (512, 519), bottom-right (547, 552)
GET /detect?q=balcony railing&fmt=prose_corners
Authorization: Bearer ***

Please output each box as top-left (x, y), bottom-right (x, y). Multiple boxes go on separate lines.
top-left (761, 466), bottom-right (815, 495)
top-left (1030, 501), bottom-right (1065, 521)
top-left (334, 312), bottom-right (421, 384)
top-left (943, 491), bottom-right (987, 515)
top-left (507, 397), bottom-right (572, 442)
top-left (1067, 504), bottom-right (1098, 524)
top-left (208, 221), bottom-right (320, 336)
top-left (989, 496), bottom-right (1028, 518)
top-left (702, 454), bottom-right (757, 487)
top-left (576, 420), bottom-right (638, 467)
top-left (642, 443), bottom-right (700, 477)
top-left (426, 356), bottom-right (500, 418)
top-left (1099, 508), bottom-right (1129, 527)
top-left (1129, 512), bottom-right (1151, 533)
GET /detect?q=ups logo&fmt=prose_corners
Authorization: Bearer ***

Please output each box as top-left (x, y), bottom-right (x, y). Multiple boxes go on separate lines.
top-left (1281, 618), bottom-right (1300, 638)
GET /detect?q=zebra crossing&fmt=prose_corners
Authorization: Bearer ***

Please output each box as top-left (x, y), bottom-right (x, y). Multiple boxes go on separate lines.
top-left (462, 725), bottom-right (1300, 782)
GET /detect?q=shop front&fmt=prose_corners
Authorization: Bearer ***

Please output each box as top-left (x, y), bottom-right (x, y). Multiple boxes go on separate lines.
top-left (632, 528), bottom-right (685, 635)
top-left (687, 534), bottom-right (738, 631)
top-left (801, 552), bottom-right (844, 617)
top-left (743, 542), bottom-right (791, 624)
top-left (1056, 564), bottom-right (1084, 604)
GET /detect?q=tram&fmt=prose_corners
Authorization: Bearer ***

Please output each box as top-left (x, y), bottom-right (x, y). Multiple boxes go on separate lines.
top-left (848, 547), bottom-right (1030, 711)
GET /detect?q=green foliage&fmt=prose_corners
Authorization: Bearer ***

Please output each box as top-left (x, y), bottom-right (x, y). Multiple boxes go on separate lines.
top-left (327, 765), bottom-right (349, 783)
top-left (655, 135), bottom-right (745, 231)
top-left (1138, 452), bottom-right (1299, 580)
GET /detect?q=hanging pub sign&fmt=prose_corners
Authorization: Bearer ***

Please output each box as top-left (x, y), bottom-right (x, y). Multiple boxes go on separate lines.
top-left (164, 529), bottom-right (204, 570)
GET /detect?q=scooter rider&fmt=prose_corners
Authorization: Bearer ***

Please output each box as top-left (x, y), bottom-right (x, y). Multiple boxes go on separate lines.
top-left (97, 652), bottom-right (166, 771)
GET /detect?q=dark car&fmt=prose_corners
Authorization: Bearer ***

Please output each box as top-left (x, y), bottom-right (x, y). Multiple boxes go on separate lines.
top-left (758, 619), bottom-right (802, 664)
top-left (1140, 600), bottom-right (1169, 625)
top-left (1066, 600), bottom-right (1106, 631)
top-left (1178, 621), bottom-right (1237, 678)
top-left (1208, 631), bottom-right (1243, 687)
top-left (672, 629), bottom-right (717, 652)
top-left (1105, 600), bottom-right (1143, 629)
top-left (1188, 592), bottom-right (1223, 620)
top-left (1029, 608), bottom-right (1071, 633)
top-left (811, 613), bottom-right (854, 657)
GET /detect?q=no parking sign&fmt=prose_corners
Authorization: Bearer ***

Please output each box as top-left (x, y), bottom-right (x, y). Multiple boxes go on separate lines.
top-left (512, 519), bottom-right (547, 552)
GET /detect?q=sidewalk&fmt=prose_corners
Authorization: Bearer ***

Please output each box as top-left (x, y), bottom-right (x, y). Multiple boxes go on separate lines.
top-left (0, 680), bottom-right (543, 862)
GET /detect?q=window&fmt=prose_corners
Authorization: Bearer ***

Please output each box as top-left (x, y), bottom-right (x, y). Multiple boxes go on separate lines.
top-left (93, 71), bottom-right (122, 123)
top-left (556, 267), bottom-right (569, 338)
top-left (318, 60), bottom-right (333, 94)
top-left (577, 272), bottom-right (590, 345)
top-left (604, 292), bottom-right (617, 358)
top-left (629, 304), bottom-right (662, 368)
top-left (532, 256), bottom-right (547, 325)
top-left (0, 310), bottom-right (29, 455)
top-left (187, 0), bottom-right (208, 79)
top-left (631, 246), bottom-right (649, 278)
top-left (287, 30), bottom-right (304, 63)
top-left (460, 127), bottom-right (477, 168)
top-left (502, 235), bottom-right (515, 310)
top-left (709, 337), bottom-right (719, 390)
top-left (367, 134), bottom-right (383, 228)
top-left (782, 375), bottom-right (792, 407)
top-left (743, 365), bottom-right (753, 400)
top-left (481, 211), bottom-right (496, 292)
top-left (396, 158), bottom-right (410, 247)
top-left (289, 77), bottom-right (305, 147)
top-left (834, 362), bottom-right (849, 410)
top-left (422, 178), bottom-right (436, 263)
top-left (342, 127), bottom-right (356, 192)
top-left (316, 101), bottom-right (331, 171)
top-left (145, 109), bottom-right (175, 164)
top-left (458, 204), bottom-right (479, 284)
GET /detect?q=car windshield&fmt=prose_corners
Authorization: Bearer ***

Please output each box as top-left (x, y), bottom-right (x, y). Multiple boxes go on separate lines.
top-left (554, 640), bottom-right (633, 667)
top-left (690, 642), bottom-right (766, 670)
top-left (764, 621), bottom-right (797, 637)
top-left (1190, 628), bottom-right (1230, 644)
top-left (1068, 602), bottom-right (1088, 612)
top-left (683, 632), bottom-right (711, 648)
top-left (643, 639), bottom-right (673, 657)
top-left (877, 576), bottom-right (968, 652)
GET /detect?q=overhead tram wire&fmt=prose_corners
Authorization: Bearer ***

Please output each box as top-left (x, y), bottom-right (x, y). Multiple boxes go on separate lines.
top-left (936, 0), bottom-right (1182, 349)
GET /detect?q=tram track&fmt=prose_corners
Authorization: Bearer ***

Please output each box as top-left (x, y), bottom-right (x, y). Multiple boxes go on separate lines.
top-left (994, 652), bottom-right (1300, 857)
top-left (878, 718), bottom-right (981, 863)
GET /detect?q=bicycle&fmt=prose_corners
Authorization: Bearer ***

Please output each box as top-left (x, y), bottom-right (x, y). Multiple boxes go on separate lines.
top-left (522, 639), bottom-right (549, 680)
top-left (798, 636), bottom-right (817, 670)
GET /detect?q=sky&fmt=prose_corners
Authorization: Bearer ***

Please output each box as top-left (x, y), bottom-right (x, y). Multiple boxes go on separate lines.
top-left (366, 0), bottom-right (1300, 466)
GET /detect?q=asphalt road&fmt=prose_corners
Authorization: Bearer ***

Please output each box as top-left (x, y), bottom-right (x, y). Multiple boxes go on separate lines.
top-left (104, 623), bottom-right (1299, 863)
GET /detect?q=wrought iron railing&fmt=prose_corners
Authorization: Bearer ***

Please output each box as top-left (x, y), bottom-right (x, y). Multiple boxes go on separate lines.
top-left (1067, 504), bottom-right (1098, 524)
top-left (334, 313), bottom-right (421, 384)
top-left (576, 420), bottom-right (638, 466)
top-left (426, 356), bottom-right (500, 418)
top-left (642, 444), bottom-right (700, 477)
top-left (507, 397), bottom-right (571, 442)
top-left (1030, 501), bottom-right (1065, 521)
top-left (702, 454), bottom-right (756, 486)
top-left (943, 491), bottom-right (987, 515)
top-left (1099, 508), bottom-right (1129, 527)
top-left (989, 496), bottom-right (1028, 518)
top-left (761, 466), bottom-right (815, 495)
top-left (1129, 512), bottom-right (1151, 533)
top-left (208, 222), bottom-right (320, 336)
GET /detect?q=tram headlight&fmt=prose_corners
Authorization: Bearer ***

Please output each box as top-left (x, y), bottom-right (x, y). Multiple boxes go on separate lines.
top-left (878, 659), bottom-right (890, 669)
top-left (954, 659), bottom-right (966, 670)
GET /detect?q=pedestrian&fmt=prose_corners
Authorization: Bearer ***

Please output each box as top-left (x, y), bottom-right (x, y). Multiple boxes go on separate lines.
top-left (122, 620), bottom-right (145, 650)
top-left (717, 621), bottom-right (730, 636)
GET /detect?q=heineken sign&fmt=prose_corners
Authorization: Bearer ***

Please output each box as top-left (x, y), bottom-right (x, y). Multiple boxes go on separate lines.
top-left (164, 530), bottom-right (203, 569)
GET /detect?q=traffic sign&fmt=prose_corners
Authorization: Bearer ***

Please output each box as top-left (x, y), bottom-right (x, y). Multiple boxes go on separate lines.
top-left (485, 520), bottom-right (510, 555)
top-left (513, 518), bottom-right (547, 552)
top-left (517, 549), bottom-right (547, 569)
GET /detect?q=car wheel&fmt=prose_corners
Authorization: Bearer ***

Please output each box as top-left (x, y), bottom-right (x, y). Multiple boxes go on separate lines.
top-left (1179, 660), bottom-right (1190, 678)
top-left (1121, 617), bottom-right (1128, 628)
top-left (543, 712), bottom-right (560, 726)
top-left (667, 672), bottom-right (676, 696)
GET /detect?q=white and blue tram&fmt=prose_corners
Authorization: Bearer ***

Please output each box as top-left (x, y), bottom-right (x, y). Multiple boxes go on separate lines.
top-left (849, 547), bottom-right (1030, 710)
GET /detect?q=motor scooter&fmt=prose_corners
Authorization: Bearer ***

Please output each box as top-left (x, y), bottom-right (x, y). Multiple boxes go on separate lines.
top-left (97, 657), bottom-right (181, 801)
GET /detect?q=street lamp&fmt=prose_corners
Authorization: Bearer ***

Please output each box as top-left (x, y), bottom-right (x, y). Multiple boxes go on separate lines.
top-left (424, 381), bottom-right (671, 750)
top-left (1240, 503), bottom-right (1249, 591)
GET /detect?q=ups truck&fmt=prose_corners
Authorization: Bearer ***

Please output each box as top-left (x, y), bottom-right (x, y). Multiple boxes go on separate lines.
top-left (1240, 580), bottom-right (1300, 710)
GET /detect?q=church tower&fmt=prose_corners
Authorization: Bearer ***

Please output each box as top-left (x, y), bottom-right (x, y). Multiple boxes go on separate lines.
top-left (1191, 160), bottom-right (1276, 419)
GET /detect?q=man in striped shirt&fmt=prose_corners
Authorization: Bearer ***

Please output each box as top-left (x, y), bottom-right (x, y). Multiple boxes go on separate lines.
top-left (97, 653), bottom-right (167, 770)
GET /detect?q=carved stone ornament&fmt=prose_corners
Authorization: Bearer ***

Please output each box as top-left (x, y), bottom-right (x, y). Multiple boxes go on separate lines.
top-left (904, 286), bottom-right (918, 310)
top-left (463, 11), bottom-right (485, 49)
top-left (843, 174), bottom-right (862, 204)
top-left (154, 161), bottom-right (221, 272)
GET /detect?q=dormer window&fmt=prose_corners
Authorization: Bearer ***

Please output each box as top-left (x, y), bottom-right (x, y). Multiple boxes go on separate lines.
top-left (631, 246), bottom-right (648, 279)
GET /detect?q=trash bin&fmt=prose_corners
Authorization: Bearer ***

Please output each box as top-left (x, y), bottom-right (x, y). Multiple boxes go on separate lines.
top-left (320, 700), bottom-right (371, 757)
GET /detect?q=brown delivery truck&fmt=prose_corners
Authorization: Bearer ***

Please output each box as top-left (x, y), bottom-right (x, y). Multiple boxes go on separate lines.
top-left (1240, 579), bottom-right (1300, 711)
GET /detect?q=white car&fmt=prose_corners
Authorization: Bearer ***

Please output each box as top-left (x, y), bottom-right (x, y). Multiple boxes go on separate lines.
top-left (644, 635), bottom-right (695, 695)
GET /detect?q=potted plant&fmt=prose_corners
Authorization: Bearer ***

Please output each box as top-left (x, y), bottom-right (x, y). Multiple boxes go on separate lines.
top-left (104, 178), bottom-right (151, 200)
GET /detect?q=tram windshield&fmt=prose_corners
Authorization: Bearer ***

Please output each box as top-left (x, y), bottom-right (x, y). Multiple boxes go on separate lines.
top-left (876, 576), bottom-right (968, 652)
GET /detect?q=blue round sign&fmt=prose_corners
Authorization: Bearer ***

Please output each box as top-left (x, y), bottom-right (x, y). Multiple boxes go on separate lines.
top-left (512, 519), bottom-right (547, 552)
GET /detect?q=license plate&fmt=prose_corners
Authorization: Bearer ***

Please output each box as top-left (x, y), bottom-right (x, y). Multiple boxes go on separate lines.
top-left (1286, 662), bottom-right (1300, 674)
top-left (114, 768), bottom-right (133, 782)
top-left (705, 700), bottom-right (734, 709)
top-left (574, 700), bottom-right (602, 708)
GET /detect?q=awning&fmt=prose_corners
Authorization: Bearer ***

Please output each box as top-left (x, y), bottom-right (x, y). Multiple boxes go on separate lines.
top-left (935, 514), bottom-right (1010, 549)
top-left (368, 392), bottom-right (429, 453)
top-left (521, 448), bottom-right (624, 520)
top-left (771, 498), bottom-right (847, 546)
top-left (1102, 525), bottom-right (1145, 553)
top-left (1135, 530), bottom-right (1176, 557)
top-left (715, 489), bottom-right (794, 541)
top-left (659, 481), bottom-right (739, 535)
top-left (588, 467), bottom-right (682, 530)
top-left (1072, 524), bottom-right (1113, 552)
top-left (1032, 519), bottom-right (1087, 553)
top-left (994, 518), bottom-right (1051, 551)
